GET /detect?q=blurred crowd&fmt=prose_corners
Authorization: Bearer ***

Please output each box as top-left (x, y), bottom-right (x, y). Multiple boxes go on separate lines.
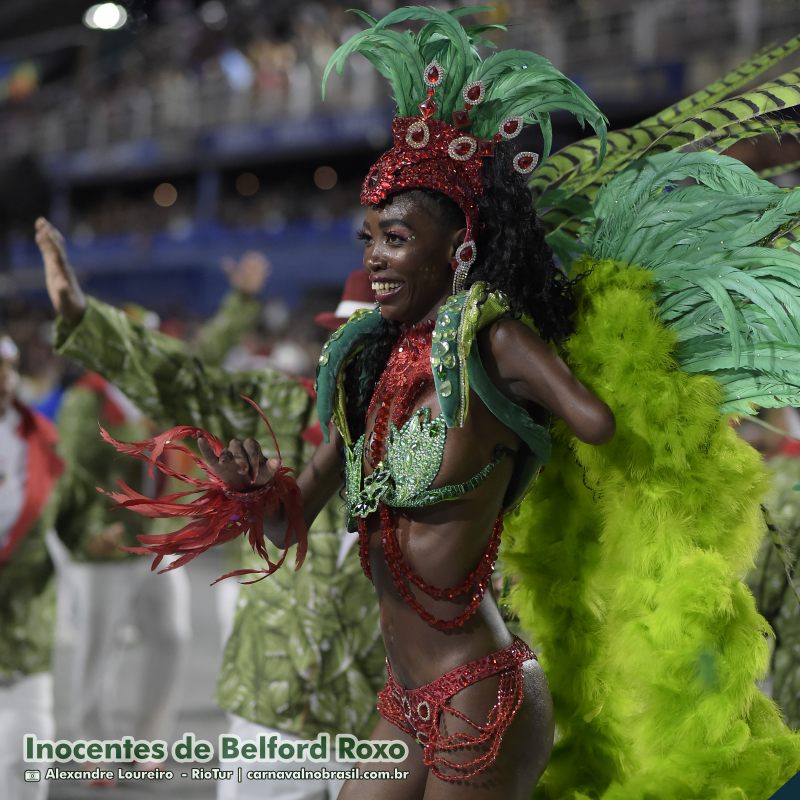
top-left (3, 0), bottom-right (798, 161)
top-left (67, 171), bottom-right (365, 241)
top-left (1, 0), bottom-right (401, 156)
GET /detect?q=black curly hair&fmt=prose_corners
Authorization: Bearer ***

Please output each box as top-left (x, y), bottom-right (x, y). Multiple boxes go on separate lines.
top-left (341, 143), bottom-right (577, 440)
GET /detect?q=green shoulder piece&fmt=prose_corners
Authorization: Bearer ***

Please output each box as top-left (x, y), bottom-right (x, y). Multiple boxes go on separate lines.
top-left (432, 283), bottom-right (482, 427)
top-left (433, 283), bottom-right (551, 500)
top-left (315, 307), bottom-right (383, 446)
top-left (433, 282), bottom-right (521, 427)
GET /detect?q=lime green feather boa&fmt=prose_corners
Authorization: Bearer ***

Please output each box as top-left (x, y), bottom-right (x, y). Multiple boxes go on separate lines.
top-left (503, 258), bottom-right (800, 798)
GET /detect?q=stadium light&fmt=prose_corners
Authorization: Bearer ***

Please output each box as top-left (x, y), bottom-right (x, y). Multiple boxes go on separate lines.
top-left (83, 3), bottom-right (128, 31)
top-left (153, 183), bottom-right (178, 208)
top-left (314, 166), bottom-right (338, 191)
top-left (199, 1), bottom-right (227, 30)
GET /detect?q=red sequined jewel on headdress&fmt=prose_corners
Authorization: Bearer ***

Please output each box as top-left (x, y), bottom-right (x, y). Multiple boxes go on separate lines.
top-left (513, 151), bottom-right (540, 174)
top-left (463, 80), bottom-right (485, 105)
top-left (424, 59), bottom-right (445, 88)
top-left (499, 116), bottom-right (523, 139)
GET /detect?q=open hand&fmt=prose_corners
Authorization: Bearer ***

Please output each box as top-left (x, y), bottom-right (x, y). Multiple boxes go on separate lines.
top-left (34, 217), bottom-right (87, 324)
top-left (197, 436), bottom-right (278, 493)
top-left (221, 251), bottom-right (271, 297)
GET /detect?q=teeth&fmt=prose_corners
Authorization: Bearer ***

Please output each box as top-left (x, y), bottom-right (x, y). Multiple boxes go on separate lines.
top-left (373, 282), bottom-right (402, 293)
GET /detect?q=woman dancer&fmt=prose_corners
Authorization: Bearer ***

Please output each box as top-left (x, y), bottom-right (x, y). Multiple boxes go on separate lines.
top-left (190, 14), bottom-right (615, 794)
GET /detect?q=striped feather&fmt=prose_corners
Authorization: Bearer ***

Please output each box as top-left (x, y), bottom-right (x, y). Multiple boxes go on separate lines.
top-left (651, 73), bottom-right (800, 154)
top-left (697, 118), bottom-right (800, 153)
top-left (549, 72), bottom-right (800, 208)
top-left (760, 157), bottom-right (800, 179)
top-left (642, 34), bottom-right (800, 131)
top-left (531, 39), bottom-right (800, 205)
top-left (771, 219), bottom-right (800, 251)
top-left (539, 76), bottom-right (800, 248)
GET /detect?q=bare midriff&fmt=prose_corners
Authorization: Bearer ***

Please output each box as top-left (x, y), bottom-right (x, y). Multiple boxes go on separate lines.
top-left (360, 381), bottom-right (520, 689)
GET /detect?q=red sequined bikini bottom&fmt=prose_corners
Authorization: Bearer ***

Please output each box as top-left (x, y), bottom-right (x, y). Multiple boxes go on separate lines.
top-left (376, 637), bottom-right (535, 781)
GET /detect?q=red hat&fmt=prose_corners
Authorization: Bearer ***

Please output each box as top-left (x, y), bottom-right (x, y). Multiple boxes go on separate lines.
top-left (314, 270), bottom-right (375, 331)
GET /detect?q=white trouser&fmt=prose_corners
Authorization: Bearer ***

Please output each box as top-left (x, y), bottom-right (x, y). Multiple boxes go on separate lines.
top-left (217, 717), bottom-right (346, 800)
top-left (47, 532), bottom-right (191, 742)
top-left (215, 577), bottom-right (240, 650)
top-left (0, 672), bottom-right (53, 800)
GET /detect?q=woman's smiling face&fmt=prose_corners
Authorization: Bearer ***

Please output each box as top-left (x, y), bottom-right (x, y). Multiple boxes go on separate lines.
top-left (358, 192), bottom-right (464, 324)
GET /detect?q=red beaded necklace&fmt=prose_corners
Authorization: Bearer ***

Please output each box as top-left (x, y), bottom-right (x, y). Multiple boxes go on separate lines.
top-left (365, 319), bottom-right (436, 468)
top-left (357, 319), bottom-right (502, 630)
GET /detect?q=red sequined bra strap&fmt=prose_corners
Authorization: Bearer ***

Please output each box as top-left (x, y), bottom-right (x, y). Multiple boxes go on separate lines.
top-left (358, 507), bottom-right (502, 630)
top-left (366, 318), bottom-right (435, 468)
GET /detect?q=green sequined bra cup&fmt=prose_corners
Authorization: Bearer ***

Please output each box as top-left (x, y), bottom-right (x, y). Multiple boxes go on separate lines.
top-left (344, 406), bottom-right (510, 526)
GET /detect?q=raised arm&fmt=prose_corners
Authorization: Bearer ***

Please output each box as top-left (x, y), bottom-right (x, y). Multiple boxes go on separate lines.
top-left (35, 218), bottom-right (310, 457)
top-left (480, 318), bottom-right (615, 445)
top-left (192, 251), bottom-right (269, 365)
top-left (36, 217), bottom-right (348, 552)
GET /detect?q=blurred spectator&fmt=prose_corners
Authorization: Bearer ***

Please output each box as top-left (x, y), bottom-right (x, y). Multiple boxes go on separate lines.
top-left (47, 250), bottom-right (268, 781)
top-left (739, 408), bottom-right (800, 730)
top-left (0, 334), bottom-right (95, 800)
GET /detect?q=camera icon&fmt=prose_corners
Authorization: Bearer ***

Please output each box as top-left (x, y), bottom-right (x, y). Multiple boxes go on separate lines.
top-left (24, 770), bottom-right (41, 782)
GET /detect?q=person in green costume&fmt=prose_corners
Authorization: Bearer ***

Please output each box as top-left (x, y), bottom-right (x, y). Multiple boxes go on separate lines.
top-left (49, 253), bottom-right (267, 765)
top-left (35, 216), bottom-right (384, 800)
top-left (751, 451), bottom-right (800, 731)
top-left (0, 334), bottom-right (98, 800)
top-left (738, 407), bottom-right (800, 731)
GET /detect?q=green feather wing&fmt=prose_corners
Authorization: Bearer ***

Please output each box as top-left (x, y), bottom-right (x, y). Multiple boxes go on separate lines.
top-left (586, 150), bottom-right (800, 413)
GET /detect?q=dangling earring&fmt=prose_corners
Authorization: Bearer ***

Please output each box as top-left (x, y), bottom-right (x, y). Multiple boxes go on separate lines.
top-left (451, 240), bottom-right (477, 294)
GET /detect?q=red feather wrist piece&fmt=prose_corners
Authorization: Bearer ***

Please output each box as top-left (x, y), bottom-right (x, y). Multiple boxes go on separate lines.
top-left (97, 396), bottom-right (307, 585)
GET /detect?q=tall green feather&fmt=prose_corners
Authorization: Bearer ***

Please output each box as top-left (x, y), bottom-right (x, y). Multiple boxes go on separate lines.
top-left (323, 6), bottom-right (606, 154)
top-left (531, 34), bottom-right (800, 200)
top-left (532, 46), bottom-right (800, 262)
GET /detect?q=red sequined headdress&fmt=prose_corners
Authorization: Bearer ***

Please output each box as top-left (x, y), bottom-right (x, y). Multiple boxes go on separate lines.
top-left (324, 6), bottom-right (607, 290)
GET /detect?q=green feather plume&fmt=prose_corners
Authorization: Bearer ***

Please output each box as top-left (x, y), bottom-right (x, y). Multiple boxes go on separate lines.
top-left (503, 258), bottom-right (800, 799)
top-left (585, 151), bottom-right (800, 414)
top-left (323, 6), bottom-right (606, 157)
